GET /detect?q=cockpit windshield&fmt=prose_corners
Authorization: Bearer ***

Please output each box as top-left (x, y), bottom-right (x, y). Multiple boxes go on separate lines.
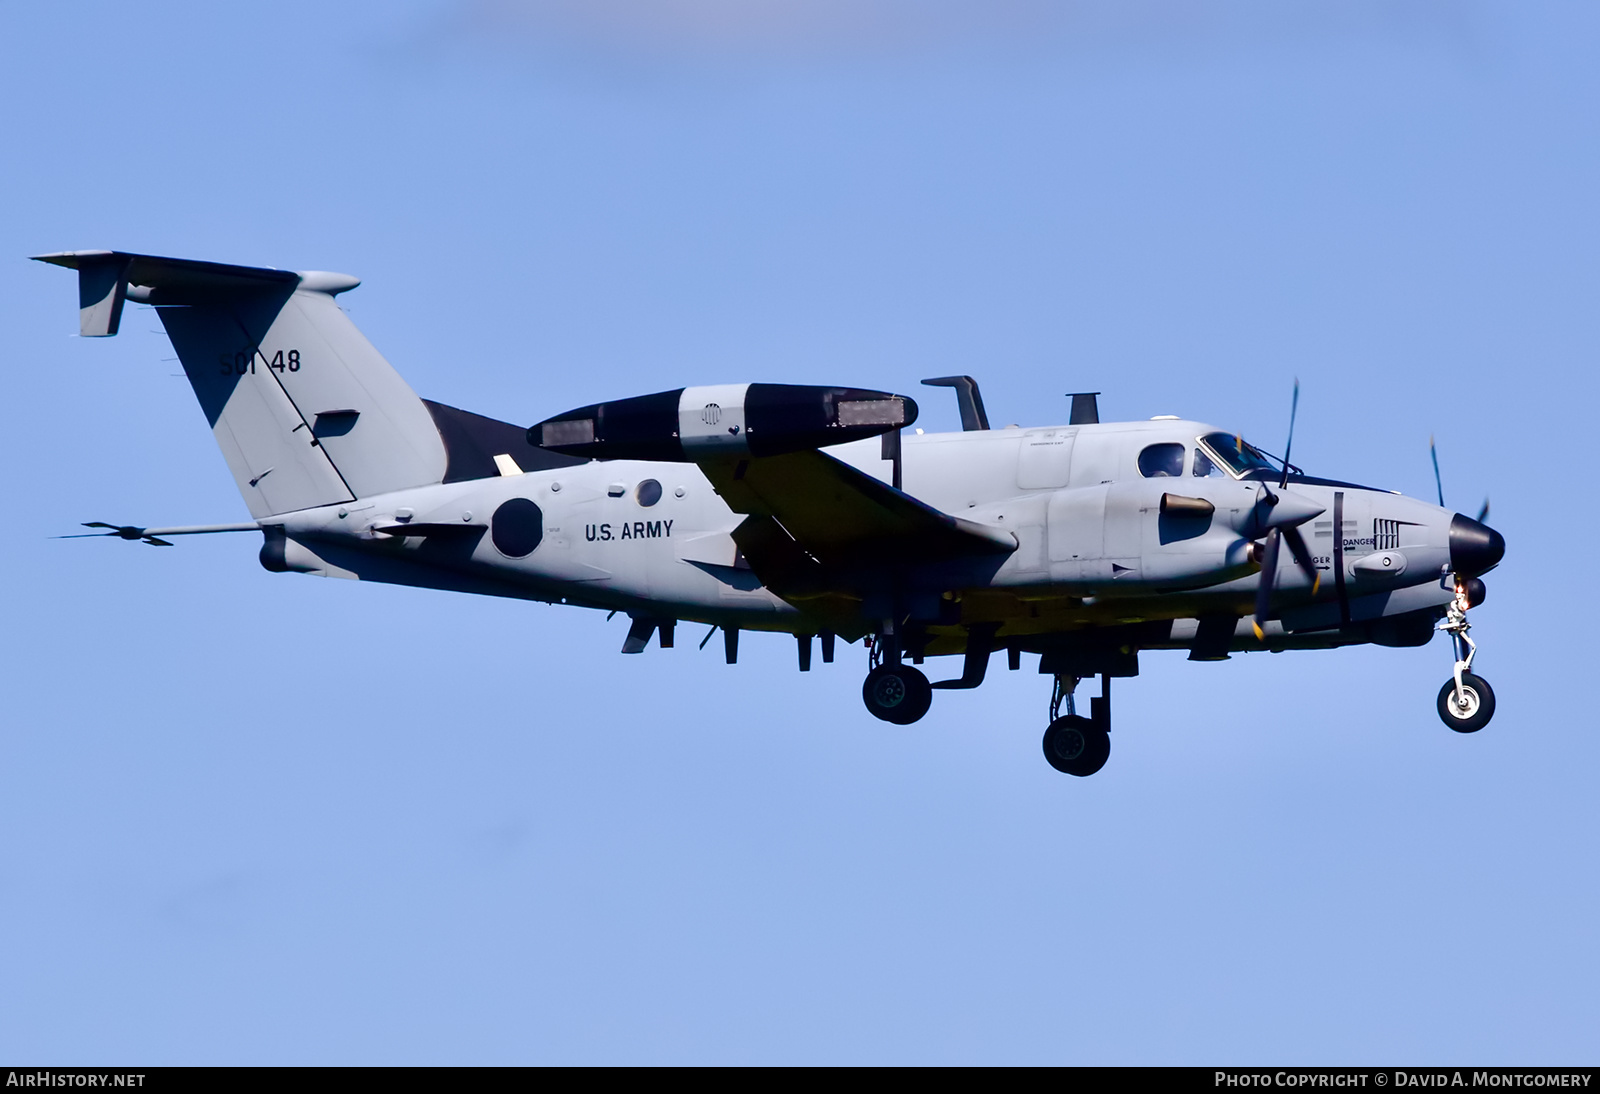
top-left (1197, 432), bottom-right (1279, 478)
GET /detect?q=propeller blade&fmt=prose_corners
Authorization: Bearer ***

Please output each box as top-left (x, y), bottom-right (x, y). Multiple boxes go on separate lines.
top-left (1279, 379), bottom-right (1300, 490)
top-left (1430, 436), bottom-right (1444, 507)
top-left (1252, 528), bottom-right (1281, 640)
top-left (1431, 443), bottom-right (1490, 525)
top-left (1282, 525), bottom-right (1322, 595)
top-left (142, 536), bottom-right (174, 547)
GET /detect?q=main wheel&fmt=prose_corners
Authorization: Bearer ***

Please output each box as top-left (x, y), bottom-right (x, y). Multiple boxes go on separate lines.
top-left (1042, 715), bottom-right (1110, 776)
top-left (862, 664), bottom-right (933, 725)
top-left (1436, 672), bottom-right (1495, 733)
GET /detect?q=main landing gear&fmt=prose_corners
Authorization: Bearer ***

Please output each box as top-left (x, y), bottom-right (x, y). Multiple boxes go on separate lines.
top-left (857, 629), bottom-right (1116, 776)
top-left (1436, 580), bottom-right (1495, 733)
top-left (860, 628), bottom-right (933, 725)
top-left (1041, 675), bottom-right (1111, 776)
top-left (862, 663), bottom-right (932, 724)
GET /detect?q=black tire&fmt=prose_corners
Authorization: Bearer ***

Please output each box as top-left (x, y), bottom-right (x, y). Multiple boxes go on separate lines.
top-left (1436, 672), bottom-right (1495, 733)
top-left (1042, 715), bottom-right (1110, 776)
top-left (862, 664), bottom-right (933, 725)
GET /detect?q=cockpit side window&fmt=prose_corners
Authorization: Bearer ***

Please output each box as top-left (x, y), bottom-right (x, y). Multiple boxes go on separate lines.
top-left (1193, 448), bottom-right (1226, 478)
top-left (1138, 442), bottom-right (1186, 478)
top-left (1197, 432), bottom-right (1277, 477)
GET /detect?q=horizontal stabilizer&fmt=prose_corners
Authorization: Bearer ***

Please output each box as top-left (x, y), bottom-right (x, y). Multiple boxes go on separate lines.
top-left (32, 251), bottom-right (319, 336)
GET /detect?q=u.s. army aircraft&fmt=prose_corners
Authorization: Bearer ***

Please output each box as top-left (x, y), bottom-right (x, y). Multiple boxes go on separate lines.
top-left (38, 250), bottom-right (1506, 776)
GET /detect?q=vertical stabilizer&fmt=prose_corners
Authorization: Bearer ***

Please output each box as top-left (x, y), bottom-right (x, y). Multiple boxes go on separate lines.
top-left (35, 251), bottom-right (449, 518)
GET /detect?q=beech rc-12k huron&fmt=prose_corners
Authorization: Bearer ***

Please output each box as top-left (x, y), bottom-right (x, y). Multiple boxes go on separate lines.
top-left (38, 250), bottom-right (1507, 776)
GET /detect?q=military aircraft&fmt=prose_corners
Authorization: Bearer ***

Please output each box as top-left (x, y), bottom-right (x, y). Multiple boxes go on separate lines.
top-left (37, 250), bottom-right (1506, 776)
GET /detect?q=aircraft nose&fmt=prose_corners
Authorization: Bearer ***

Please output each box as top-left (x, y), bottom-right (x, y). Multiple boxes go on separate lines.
top-left (1449, 513), bottom-right (1505, 576)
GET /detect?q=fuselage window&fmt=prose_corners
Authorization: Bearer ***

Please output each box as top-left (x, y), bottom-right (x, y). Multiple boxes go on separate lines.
top-left (636, 479), bottom-right (663, 507)
top-left (1138, 442), bottom-right (1186, 478)
top-left (1193, 448), bottom-right (1226, 478)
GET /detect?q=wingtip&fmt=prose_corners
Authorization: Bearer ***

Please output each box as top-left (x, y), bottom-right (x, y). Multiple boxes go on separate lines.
top-left (30, 250), bottom-right (113, 268)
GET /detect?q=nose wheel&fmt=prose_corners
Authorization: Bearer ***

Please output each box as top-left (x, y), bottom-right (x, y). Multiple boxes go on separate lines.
top-left (1435, 579), bottom-right (1495, 732)
top-left (1436, 671), bottom-right (1495, 733)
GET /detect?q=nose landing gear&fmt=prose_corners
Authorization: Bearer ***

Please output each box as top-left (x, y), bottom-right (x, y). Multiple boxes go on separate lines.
top-left (1436, 580), bottom-right (1495, 733)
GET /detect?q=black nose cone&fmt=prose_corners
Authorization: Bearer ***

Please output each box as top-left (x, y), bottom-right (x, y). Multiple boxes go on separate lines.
top-left (1450, 514), bottom-right (1505, 576)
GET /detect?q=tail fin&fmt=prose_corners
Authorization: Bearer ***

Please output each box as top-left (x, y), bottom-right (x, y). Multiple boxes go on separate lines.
top-left (34, 250), bottom-right (447, 518)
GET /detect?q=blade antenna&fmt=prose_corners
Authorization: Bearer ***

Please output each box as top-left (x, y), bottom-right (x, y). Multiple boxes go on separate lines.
top-left (1430, 435), bottom-right (1445, 507)
top-left (1279, 379), bottom-right (1300, 490)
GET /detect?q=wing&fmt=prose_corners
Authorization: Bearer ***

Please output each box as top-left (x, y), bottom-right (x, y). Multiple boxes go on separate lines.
top-left (528, 381), bottom-right (1014, 606)
top-left (699, 449), bottom-right (1015, 597)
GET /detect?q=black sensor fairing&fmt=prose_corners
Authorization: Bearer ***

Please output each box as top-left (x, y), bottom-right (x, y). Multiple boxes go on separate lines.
top-left (530, 383), bottom-right (917, 462)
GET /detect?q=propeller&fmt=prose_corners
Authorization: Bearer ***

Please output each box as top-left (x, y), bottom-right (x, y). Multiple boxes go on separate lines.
top-left (1430, 434), bottom-right (1445, 506)
top-left (1279, 379), bottom-right (1300, 491)
top-left (1250, 521), bottom-right (1322, 640)
top-left (1430, 436), bottom-right (1490, 525)
top-left (56, 522), bottom-right (173, 546)
top-left (1251, 381), bottom-right (1322, 640)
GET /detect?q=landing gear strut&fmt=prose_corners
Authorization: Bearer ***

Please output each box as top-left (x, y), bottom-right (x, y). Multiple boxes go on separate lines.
top-left (1042, 674), bottom-right (1111, 776)
top-left (1436, 580), bottom-right (1495, 733)
top-left (861, 625), bottom-right (932, 725)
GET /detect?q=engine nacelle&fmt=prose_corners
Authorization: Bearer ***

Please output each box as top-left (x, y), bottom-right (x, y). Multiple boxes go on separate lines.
top-left (531, 383), bottom-right (917, 461)
top-left (1042, 480), bottom-right (1262, 594)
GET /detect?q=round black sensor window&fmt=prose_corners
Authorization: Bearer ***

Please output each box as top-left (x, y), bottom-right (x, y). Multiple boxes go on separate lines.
top-left (636, 479), bottom-right (663, 507)
top-left (491, 498), bottom-right (544, 558)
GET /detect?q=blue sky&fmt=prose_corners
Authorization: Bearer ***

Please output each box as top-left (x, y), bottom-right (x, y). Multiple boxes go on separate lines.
top-left (1, 1), bottom-right (1594, 1064)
